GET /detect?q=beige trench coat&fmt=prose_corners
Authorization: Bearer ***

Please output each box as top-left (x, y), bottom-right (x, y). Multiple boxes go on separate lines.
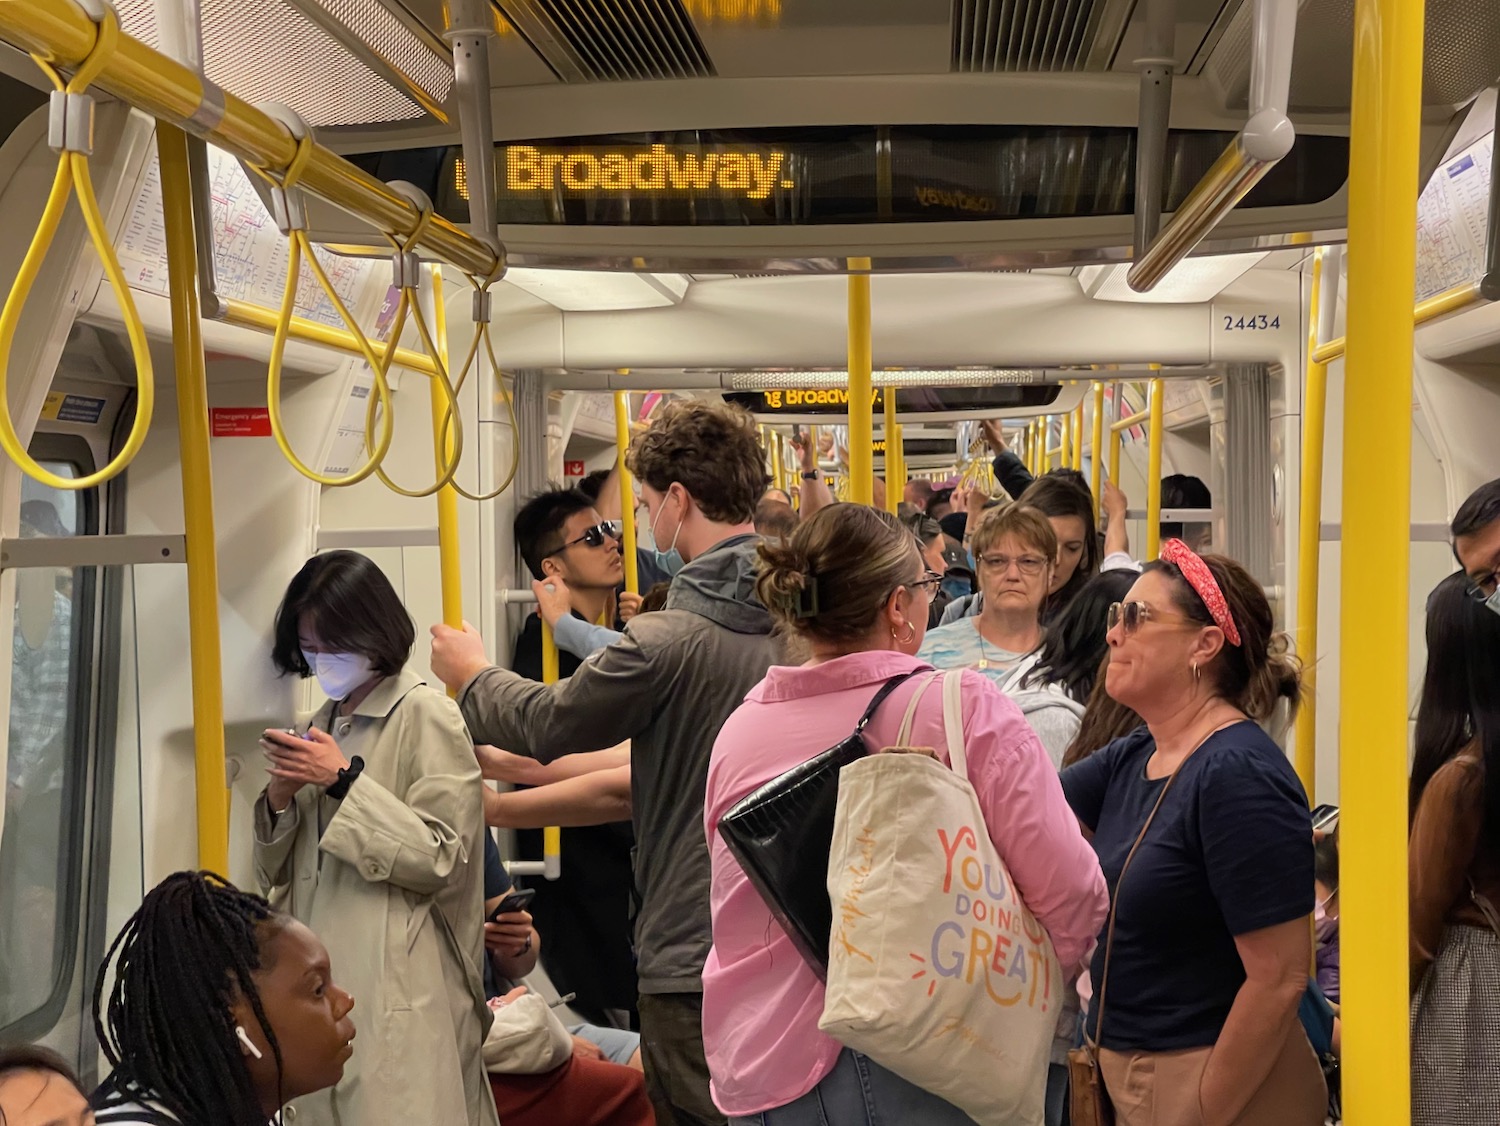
top-left (253, 669), bottom-right (499, 1126)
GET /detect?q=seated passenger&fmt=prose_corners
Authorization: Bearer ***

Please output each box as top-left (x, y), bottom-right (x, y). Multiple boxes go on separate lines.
top-left (253, 551), bottom-right (496, 1126)
top-left (0, 1044), bottom-right (90, 1126)
top-left (479, 837), bottom-right (655, 1126)
top-left (1060, 541), bottom-right (1324, 1126)
top-left (90, 871), bottom-right (355, 1126)
top-left (1313, 827), bottom-right (1339, 1006)
top-left (918, 504), bottom-right (1055, 689)
top-left (703, 503), bottom-right (1106, 1124)
top-left (1409, 571), bottom-right (1500, 1123)
top-left (753, 498), bottom-right (798, 543)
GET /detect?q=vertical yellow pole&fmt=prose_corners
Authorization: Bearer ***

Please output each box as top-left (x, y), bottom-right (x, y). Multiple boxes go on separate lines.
top-left (773, 432), bottom-right (788, 495)
top-left (1070, 404), bottom-right (1083, 470)
top-left (1144, 378), bottom-right (1165, 560)
top-left (158, 125), bottom-right (229, 872)
top-left (1109, 428), bottom-right (1122, 486)
top-left (428, 266), bottom-right (464, 632)
top-left (613, 392), bottom-right (639, 595)
top-left (1058, 409), bottom-right (1070, 469)
top-left (1090, 383), bottom-right (1105, 519)
top-left (847, 259), bottom-right (874, 505)
top-left (883, 381), bottom-right (901, 514)
top-left (1294, 248), bottom-right (1327, 801)
top-left (1340, 0), bottom-right (1422, 1116)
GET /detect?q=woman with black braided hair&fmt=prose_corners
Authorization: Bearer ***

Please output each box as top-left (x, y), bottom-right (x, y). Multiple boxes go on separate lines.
top-left (90, 871), bottom-right (356, 1126)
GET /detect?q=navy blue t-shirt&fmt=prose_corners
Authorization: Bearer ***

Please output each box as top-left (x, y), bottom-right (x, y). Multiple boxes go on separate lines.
top-left (1061, 721), bottom-right (1313, 1051)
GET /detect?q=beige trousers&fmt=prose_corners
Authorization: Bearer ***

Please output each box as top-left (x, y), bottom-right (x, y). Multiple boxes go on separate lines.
top-left (1098, 1026), bottom-right (1326, 1126)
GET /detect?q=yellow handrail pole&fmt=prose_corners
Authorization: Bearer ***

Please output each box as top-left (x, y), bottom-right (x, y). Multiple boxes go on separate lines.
top-left (428, 265), bottom-right (463, 633)
top-left (1311, 281), bottom-right (1482, 365)
top-left (1090, 383), bottom-right (1105, 519)
top-left (1340, 0), bottom-right (1422, 1116)
top-left (883, 381), bottom-right (901, 514)
top-left (847, 259), bottom-right (874, 505)
top-left (0, 1), bottom-right (498, 277)
top-left (1111, 409), bottom-right (1152, 433)
top-left (613, 392), bottom-right (639, 595)
top-left (1144, 378), bottom-right (1165, 560)
top-left (158, 125), bottom-right (229, 872)
top-left (1293, 247), bottom-right (1327, 801)
top-left (539, 619), bottom-right (562, 879)
top-left (1058, 409), bottom-right (1070, 469)
top-left (221, 299), bottom-right (437, 375)
top-left (773, 432), bottom-right (788, 495)
top-left (1071, 404), bottom-right (1084, 471)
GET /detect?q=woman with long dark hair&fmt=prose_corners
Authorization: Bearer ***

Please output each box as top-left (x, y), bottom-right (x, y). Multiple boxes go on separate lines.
top-left (1017, 472), bottom-right (1100, 623)
top-left (1409, 571), bottom-right (1500, 1124)
top-left (1017, 569), bottom-right (1139, 705)
top-left (90, 871), bottom-right (355, 1126)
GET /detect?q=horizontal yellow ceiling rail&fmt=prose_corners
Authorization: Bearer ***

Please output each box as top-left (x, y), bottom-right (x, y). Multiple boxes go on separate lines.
top-left (0, 0), bottom-right (500, 280)
top-left (1311, 280), bottom-right (1482, 365)
top-left (221, 299), bottom-right (438, 376)
top-left (1109, 408), bottom-right (1151, 433)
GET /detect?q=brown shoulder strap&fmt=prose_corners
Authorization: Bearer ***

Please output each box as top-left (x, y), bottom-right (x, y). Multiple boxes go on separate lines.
top-left (1088, 762), bottom-right (1189, 1050)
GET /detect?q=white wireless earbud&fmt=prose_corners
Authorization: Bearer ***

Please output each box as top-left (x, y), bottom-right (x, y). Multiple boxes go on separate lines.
top-left (236, 1025), bottom-right (264, 1060)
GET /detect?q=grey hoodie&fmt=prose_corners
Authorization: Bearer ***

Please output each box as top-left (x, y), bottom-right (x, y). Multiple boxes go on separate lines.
top-left (996, 655), bottom-right (1086, 770)
top-left (459, 534), bottom-right (780, 993)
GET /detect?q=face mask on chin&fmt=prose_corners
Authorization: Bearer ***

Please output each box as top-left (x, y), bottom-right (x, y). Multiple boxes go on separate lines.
top-left (1314, 890), bottom-right (1338, 942)
top-left (304, 651), bottom-right (377, 701)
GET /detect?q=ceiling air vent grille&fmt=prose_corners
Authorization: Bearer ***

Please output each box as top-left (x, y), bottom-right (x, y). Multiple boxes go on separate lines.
top-left (497, 0), bottom-right (714, 81)
top-left (951, 0), bottom-right (1125, 72)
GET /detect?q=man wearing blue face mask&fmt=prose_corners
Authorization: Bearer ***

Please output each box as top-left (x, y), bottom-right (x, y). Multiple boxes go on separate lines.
top-left (432, 400), bottom-right (782, 1126)
top-left (1454, 479), bottom-right (1500, 617)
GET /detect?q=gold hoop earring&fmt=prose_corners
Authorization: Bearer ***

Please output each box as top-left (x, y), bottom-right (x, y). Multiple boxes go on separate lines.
top-left (892, 622), bottom-right (916, 645)
top-left (1192, 661), bottom-right (1201, 683)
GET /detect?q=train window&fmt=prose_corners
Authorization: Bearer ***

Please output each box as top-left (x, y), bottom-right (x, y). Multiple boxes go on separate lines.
top-left (0, 453), bottom-right (98, 1038)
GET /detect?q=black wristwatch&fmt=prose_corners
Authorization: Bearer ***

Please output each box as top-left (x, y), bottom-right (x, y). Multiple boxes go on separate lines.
top-left (801, 469), bottom-right (820, 480)
top-left (326, 756), bottom-right (365, 800)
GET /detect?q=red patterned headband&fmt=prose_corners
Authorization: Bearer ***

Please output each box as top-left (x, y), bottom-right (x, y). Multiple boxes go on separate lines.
top-left (1160, 539), bottom-right (1242, 647)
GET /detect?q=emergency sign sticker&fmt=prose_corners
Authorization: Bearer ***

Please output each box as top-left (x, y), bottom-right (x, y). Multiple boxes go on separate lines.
top-left (211, 407), bottom-right (273, 437)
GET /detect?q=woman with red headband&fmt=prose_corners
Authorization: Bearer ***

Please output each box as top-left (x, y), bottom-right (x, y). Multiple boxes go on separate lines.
top-left (1060, 541), bottom-right (1324, 1126)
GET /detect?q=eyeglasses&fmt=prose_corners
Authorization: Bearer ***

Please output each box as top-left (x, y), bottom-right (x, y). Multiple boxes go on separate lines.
top-left (1465, 571), bottom-right (1500, 603)
top-left (547, 521), bottom-right (621, 557)
top-left (909, 570), bottom-right (944, 596)
top-left (1107, 601), bottom-right (1196, 633)
top-left (977, 553), bottom-right (1049, 576)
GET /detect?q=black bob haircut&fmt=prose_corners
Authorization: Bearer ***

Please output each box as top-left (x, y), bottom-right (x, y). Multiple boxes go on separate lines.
top-left (1452, 478), bottom-right (1500, 547)
top-left (271, 550), bottom-right (414, 678)
top-left (0, 1043), bottom-right (85, 1122)
top-left (514, 487), bottom-right (598, 581)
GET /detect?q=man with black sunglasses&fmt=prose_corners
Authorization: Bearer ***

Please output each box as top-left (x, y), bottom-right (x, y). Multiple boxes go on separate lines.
top-left (1453, 478), bottom-right (1500, 618)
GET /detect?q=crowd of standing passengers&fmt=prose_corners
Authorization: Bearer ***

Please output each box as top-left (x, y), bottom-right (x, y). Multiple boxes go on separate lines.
top-left (2, 400), bottom-right (1499, 1126)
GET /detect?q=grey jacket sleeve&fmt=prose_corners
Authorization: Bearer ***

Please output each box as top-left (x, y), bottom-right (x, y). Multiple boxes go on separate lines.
top-left (458, 623), bottom-right (662, 764)
top-left (993, 449), bottom-right (1035, 500)
top-left (252, 790), bottom-right (301, 894)
top-left (552, 613), bottom-right (623, 659)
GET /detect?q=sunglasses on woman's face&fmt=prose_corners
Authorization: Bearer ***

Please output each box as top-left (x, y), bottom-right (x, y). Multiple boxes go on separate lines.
top-left (1107, 600), bottom-right (1195, 633)
top-left (548, 521), bottom-right (621, 557)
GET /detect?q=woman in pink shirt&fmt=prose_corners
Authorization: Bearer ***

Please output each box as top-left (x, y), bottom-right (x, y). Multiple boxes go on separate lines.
top-left (703, 504), bottom-right (1109, 1125)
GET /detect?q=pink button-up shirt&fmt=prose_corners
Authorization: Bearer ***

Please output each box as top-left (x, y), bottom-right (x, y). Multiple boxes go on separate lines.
top-left (702, 651), bottom-right (1108, 1117)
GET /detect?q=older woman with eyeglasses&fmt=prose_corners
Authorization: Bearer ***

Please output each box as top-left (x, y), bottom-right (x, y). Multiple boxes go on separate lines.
top-left (1059, 541), bottom-right (1324, 1126)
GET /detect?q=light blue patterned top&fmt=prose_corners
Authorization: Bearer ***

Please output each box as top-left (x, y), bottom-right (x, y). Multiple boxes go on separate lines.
top-left (916, 617), bottom-right (1032, 689)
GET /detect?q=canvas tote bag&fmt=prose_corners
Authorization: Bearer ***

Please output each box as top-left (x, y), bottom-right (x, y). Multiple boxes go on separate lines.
top-left (820, 671), bottom-right (1061, 1126)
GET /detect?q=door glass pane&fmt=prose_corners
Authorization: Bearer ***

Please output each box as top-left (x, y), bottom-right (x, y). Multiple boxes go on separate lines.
top-left (0, 466), bottom-right (83, 1027)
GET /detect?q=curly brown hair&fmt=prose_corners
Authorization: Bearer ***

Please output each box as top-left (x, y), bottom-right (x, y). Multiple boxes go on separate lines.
top-left (626, 400), bottom-right (768, 524)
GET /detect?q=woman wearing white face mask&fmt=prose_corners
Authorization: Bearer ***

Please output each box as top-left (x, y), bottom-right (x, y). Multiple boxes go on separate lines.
top-left (252, 550), bottom-right (498, 1126)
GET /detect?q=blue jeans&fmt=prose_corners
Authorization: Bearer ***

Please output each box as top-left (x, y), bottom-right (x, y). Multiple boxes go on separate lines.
top-left (727, 1049), bottom-right (976, 1126)
top-left (1045, 1062), bottom-right (1068, 1126)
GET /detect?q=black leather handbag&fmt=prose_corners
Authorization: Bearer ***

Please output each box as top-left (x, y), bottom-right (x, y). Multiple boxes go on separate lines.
top-left (717, 670), bottom-right (919, 979)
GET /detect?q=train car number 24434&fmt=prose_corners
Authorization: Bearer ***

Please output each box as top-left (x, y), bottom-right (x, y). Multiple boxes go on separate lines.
top-left (1222, 313), bottom-right (1281, 330)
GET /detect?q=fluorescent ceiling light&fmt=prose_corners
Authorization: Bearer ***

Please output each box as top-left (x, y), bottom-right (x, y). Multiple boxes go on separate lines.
top-left (503, 269), bottom-right (691, 311)
top-left (726, 369), bottom-right (1044, 391)
top-left (1080, 252), bottom-right (1267, 303)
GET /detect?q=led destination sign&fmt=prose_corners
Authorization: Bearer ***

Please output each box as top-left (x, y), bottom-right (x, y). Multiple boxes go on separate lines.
top-left (728, 385), bottom-right (1061, 417)
top-left (505, 144), bottom-right (796, 201)
top-left (418, 124), bottom-right (1350, 228)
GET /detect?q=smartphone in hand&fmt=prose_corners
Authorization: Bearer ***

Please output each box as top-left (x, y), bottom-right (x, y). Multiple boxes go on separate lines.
top-left (1311, 804), bottom-right (1339, 832)
top-left (488, 887), bottom-right (536, 924)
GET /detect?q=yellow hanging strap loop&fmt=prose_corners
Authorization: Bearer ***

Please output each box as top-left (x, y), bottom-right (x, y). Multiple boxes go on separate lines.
top-left (432, 275), bottom-right (519, 503)
top-left (361, 185), bottom-right (466, 499)
top-left (0, 7), bottom-right (154, 490)
top-left (256, 103), bottom-right (397, 488)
